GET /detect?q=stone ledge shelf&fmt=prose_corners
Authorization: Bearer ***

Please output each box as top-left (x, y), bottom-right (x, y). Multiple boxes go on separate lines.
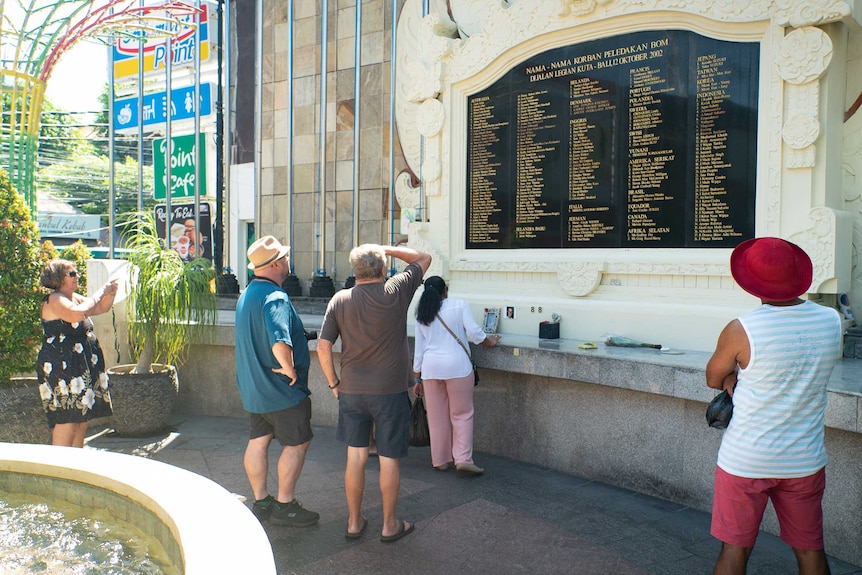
top-left (470, 334), bottom-right (862, 435)
top-left (204, 309), bottom-right (862, 435)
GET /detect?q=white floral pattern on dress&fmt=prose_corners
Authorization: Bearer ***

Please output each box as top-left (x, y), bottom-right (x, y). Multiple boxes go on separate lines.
top-left (82, 389), bottom-right (95, 409)
top-left (38, 316), bottom-right (112, 425)
top-left (39, 382), bottom-right (53, 400)
top-left (70, 376), bottom-right (85, 395)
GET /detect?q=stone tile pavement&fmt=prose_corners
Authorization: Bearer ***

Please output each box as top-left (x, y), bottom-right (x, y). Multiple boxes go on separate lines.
top-left (88, 415), bottom-right (862, 575)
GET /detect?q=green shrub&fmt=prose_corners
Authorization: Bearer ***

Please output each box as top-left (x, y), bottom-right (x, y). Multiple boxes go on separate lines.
top-left (0, 170), bottom-right (44, 380)
top-left (60, 240), bottom-right (92, 293)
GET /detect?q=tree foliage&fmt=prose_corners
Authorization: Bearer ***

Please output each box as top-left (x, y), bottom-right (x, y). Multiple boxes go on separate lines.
top-left (38, 100), bottom-right (81, 168)
top-left (0, 170), bottom-right (50, 380)
top-left (37, 151), bottom-right (155, 217)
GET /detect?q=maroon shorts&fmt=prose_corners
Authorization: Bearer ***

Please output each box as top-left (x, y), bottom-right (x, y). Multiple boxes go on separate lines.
top-left (711, 466), bottom-right (826, 550)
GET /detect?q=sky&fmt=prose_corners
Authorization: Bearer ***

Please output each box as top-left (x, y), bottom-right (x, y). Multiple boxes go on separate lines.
top-left (44, 39), bottom-right (109, 115)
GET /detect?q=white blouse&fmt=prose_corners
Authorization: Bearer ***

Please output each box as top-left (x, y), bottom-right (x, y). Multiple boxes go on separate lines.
top-left (413, 298), bottom-right (487, 380)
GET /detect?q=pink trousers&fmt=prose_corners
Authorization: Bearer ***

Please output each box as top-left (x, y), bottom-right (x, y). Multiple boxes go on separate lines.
top-left (422, 374), bottom-right (476, 467)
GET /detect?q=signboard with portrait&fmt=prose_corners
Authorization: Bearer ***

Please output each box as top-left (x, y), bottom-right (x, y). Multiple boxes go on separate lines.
top-left (155, 201), bottom-right (212, 261)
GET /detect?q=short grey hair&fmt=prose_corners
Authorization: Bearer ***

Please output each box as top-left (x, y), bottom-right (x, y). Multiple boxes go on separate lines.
top-left (349, 244), bottom-right (386, 280)
top-left (40, 259), bottom-right (74, 290)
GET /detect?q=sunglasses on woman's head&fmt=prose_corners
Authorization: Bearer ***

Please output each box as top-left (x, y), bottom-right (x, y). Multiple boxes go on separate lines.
top-left (67, 270), bottom-right (78, 277)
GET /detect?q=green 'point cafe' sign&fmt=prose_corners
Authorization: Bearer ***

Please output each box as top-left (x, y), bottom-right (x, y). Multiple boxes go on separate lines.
top-left (153, 133), bottom-right (207, 199)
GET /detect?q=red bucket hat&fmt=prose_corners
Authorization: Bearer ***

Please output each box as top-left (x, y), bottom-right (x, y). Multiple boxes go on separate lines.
top-left (730, 237), bottom-right (813, 301)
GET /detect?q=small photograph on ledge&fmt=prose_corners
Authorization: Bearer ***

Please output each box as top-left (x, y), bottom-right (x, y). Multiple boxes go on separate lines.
top-left (506, 306), bottom-right (515, 320)
top-left (483, 308), bottom-right (500, 334)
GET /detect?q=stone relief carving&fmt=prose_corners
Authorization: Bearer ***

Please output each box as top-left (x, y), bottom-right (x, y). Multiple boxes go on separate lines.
top-left (782, 114), bottom-right (820, 149)
top-left (395, 171), bottom-right (420, 211)
top-left (560, 0), bottom-right (613, 18)
top-left (788, 207), bottom-right (837, 292)
top-left (780, 54), bottom-right (823, 168)
top-left (770, 0), bottom-right (851, 28)
top-left (785, 145), bottom-right (817, 169)
top-left (406, 223), bottom-right (446, 277)
top-left (557, 262), bottom-right (604, 297)
top-left (422, 155), bottom-right (442, 184)
top-left (842, 114), bottom-right (862, 283)
top-left (417, 99), bottom-right (445, 137)
top-left (449, 259), bottom-right (729, 298)
top-left (775, 27), bottom-right (833, 85)
top-left (395, 2), bottom-right (451, 183)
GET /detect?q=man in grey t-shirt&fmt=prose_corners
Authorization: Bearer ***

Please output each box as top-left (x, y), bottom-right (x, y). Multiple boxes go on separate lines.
top-left (318, 244), bottom-right (431, 542)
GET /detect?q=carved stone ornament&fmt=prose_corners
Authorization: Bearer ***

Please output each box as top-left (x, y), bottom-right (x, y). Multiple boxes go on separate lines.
top-left (417, 98), bottom-right (445, 137)
top-left (788, 207), bottom-right (837, 292)
top-left (561, 0), bottom-right (613, 17)
top-left (775, 27), bottom-right (833, 85)
top-left (557, 262), bottom-right (604, 297)
top-left (405, 226), bottom-right (446, 278)
top-left (395, 172), bottom-right (421, 211)
top-left (421, 155), bottom-right (442, 182)
top-left (771, 0), bottom-right (851, 28)
top-left (782, 114), bottom-right (821, 149)
top-left (843, 114), bottom-right (862, 204)
top-left (785, 145), bottom-right (816, 169)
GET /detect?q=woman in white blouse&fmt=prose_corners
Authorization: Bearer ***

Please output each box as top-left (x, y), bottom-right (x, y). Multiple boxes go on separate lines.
top-left (412, 276), bottom-right (500, 475)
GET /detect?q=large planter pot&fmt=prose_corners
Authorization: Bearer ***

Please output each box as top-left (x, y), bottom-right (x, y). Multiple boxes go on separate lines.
top-left (0, 377), bottom-right (51, 444)
top-left (106, 364), bottom-right (179, 436)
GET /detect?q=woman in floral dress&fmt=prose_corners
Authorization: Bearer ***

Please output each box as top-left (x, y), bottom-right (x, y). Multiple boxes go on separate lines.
top-left (37, 259), bottom-right (118, 447)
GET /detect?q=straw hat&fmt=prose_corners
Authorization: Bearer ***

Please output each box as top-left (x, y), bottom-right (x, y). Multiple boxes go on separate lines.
top-left (247, 236), bottom-right (290, 270)
top-left (730, 237), bottom-right (812, 301)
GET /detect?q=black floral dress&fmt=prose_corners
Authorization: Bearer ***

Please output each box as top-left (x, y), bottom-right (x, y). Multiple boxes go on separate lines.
top-left (36, 313), bottom-right (113, 428)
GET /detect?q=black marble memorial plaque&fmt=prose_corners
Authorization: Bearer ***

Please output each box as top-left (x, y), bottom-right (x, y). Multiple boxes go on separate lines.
top-left (466, 30), bottom-right (758, 249)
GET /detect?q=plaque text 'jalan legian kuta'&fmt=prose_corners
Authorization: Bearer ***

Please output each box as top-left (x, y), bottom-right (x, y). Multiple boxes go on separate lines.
top-left (466, 30), bottom-right (759, 249)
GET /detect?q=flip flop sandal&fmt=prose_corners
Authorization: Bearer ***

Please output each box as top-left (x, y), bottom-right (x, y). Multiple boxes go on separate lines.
top-left (345, 517), bottom-right (368, 539)
top-left (380, 520), bottom-right (414, 543)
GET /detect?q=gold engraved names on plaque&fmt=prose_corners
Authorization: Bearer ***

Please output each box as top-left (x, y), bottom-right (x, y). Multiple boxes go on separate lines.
top-left (694, 54), bottom-right (743, 243)
top-left (515, 90), bottom-right (561, 239)
top-left (468, 96), bottom-right (507, 244)
top-left (567, 77), bottom-right (615, 242)
top-left (626, 65), bottom-right (676, 242)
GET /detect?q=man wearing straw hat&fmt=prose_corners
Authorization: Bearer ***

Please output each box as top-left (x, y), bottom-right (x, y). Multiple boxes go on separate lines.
top-left (235, 236), bottom-right (319, 527)
top-left (706, 237), bottom-right (842, 575)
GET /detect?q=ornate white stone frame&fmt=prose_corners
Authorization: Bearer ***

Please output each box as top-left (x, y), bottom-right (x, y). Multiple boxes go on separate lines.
top-left (395, 0), bottom-right (853, 298)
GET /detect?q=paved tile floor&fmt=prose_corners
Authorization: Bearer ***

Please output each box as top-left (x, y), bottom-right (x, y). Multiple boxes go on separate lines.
top-left (88, 415), bottom-right (862, 575)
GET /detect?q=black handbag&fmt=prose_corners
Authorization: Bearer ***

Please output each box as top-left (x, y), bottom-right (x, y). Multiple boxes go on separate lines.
top-left (409, 396), bottom-right (430, 447)
top-left (706, 390), bottom-right (733, 429)
top-left (436, 314), bottom-right (480, 386)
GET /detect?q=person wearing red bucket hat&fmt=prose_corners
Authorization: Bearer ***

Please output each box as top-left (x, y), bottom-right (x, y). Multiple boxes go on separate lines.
top-left (706, 237), bottom-right (842, 575)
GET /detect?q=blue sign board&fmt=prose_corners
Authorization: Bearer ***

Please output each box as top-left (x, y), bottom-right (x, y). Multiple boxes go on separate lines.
top-left (113, 83), bottom-right (213, 132)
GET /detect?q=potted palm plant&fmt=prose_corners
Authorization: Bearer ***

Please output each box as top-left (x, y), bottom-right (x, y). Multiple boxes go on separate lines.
top-left (107, 213), bottom-right (217, 436)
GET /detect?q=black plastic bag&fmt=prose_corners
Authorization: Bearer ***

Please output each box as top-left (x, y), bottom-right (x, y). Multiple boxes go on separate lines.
top-left (409, 397), bottom-right (430, 447)
top-left (706, 390), bottom-right (733, 429)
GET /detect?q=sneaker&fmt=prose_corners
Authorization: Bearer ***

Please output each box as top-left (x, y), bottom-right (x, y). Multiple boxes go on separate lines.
top-left (270, 499), bottom-right (320, 527)
top-left (252, 495), bottom-right (275, 522)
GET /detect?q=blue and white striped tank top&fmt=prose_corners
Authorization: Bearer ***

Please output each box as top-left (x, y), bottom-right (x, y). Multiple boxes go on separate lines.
top-left (716, 300), bottom-right (842, 478)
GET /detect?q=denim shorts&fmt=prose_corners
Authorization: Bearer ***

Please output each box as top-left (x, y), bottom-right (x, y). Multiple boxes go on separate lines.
top-left (336, 391), bottom-right (410, 459)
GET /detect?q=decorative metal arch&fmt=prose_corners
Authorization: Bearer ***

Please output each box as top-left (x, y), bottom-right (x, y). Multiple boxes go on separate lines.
top-left (0, 0), bottom-right (202, 211)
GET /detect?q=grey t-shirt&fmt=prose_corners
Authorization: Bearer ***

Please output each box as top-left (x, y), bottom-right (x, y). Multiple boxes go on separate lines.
top-left (319, 262), bottom-right (423, 394)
